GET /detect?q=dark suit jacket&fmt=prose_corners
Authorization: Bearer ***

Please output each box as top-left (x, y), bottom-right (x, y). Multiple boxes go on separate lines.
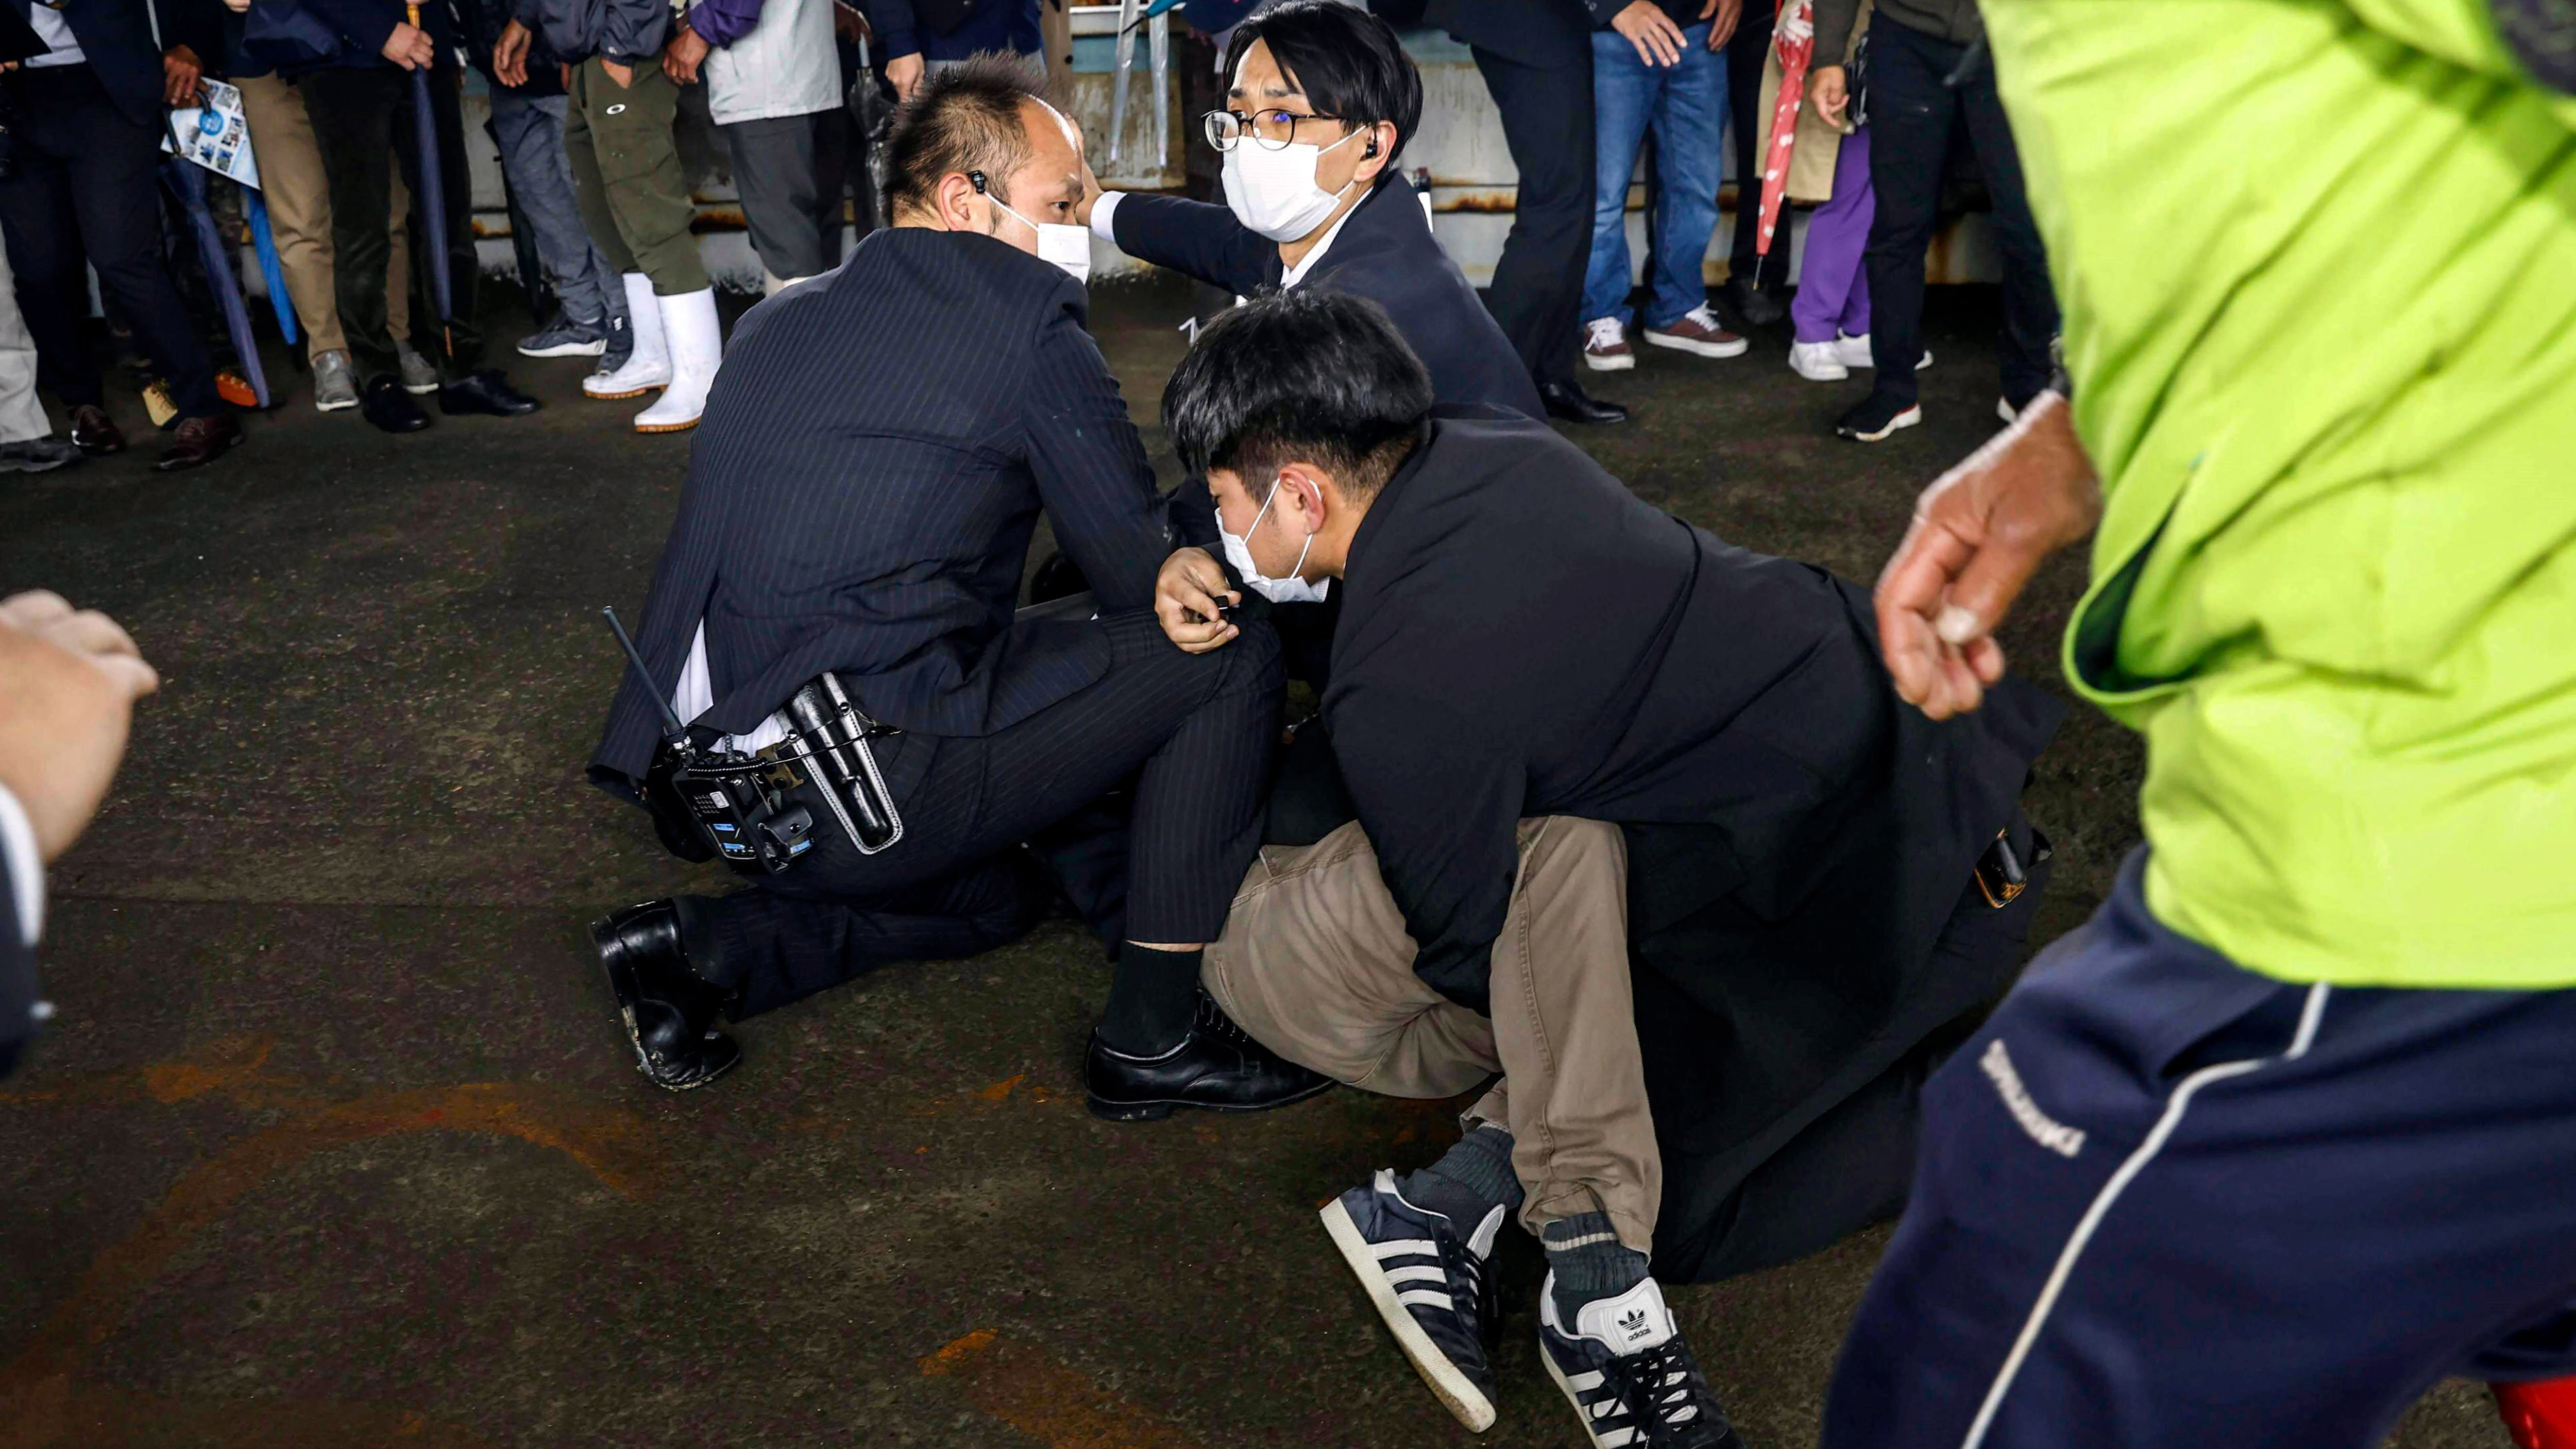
top-left (1422, 0), bottom-right (1588, 69)
top-left (1325, 412), bottom-right (2064, 1280)
top-left (1111, 176), bottom-right (1543, 421)
top-left (592, 228), bottom-right (1181, 791)
top-left (14, 0), bottom-right (183, 128)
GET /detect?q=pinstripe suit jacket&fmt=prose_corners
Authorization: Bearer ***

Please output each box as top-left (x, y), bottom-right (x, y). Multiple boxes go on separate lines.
top-left (592, 228), bottom-right (1179, 790)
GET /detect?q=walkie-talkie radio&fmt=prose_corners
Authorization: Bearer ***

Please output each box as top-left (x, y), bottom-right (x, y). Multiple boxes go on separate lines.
top-left (601, 608), bottom-right (905, 876)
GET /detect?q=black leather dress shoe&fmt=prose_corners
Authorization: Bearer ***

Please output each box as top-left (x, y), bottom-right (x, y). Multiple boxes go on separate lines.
top-left (438, 368), bottom-right (542, 417)
top-left (154, 412), bottom-right (243, 472)
top-left (1085, 993), bottom-right (1335, 1121)
top-left (1539, 381), bottom-right (1629, 426)
top-left (361, 376), bottom-right (431, 434)
top-left (70, 403), bottom-right (124, 455)
top-left (591, 898), bottom-right (741, 1091)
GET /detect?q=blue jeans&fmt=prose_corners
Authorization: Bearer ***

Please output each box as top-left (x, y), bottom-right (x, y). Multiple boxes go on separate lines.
top-left (487, 89), bottom-right (626, 327)
top-left (1582, 24), bottom-right (1727, 330)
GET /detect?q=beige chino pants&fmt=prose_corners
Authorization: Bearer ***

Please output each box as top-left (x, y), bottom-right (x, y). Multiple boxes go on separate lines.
top-left (236, 73), bottom-right (413, 363)
top-left (1203, 818), bottom-right (1661, 1254)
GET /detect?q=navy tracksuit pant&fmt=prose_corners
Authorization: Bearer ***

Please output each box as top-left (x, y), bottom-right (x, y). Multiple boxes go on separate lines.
top-left (1826, 850), bottom-right (2576, 1449)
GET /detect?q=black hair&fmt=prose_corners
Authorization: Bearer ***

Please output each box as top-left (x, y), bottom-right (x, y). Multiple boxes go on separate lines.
top-left (885, 53), bottom-right (1048, 216)
top-left (1164, 288), bottom-right (1433, 498)
top-left (1221, 0), bottom-right (1422, 172)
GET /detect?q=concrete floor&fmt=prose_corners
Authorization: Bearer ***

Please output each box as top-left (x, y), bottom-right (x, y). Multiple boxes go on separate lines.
top-left (0, 278), bottom-right (2515, 1449)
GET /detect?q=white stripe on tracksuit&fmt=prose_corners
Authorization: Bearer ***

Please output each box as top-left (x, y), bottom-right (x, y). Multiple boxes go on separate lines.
top-left (1959, 982), bottom-right (2332, 1449)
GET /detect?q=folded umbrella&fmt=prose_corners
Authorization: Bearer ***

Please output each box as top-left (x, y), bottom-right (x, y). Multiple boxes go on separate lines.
top-left (1755, 0), bottom-right (1817, 267)
top-left (407, 2), bottom-right (453, 357)
top-left (246, 189), bottom-right (298, 348)
top-left (160, 154), bottom-right (270, 410)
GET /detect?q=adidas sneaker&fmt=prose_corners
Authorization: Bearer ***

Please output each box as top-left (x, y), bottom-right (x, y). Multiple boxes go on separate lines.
top-left (1319, 1169), bottom-right (1504, 1431)
top-left (1538, 1271), bottom-right (1740, 1448)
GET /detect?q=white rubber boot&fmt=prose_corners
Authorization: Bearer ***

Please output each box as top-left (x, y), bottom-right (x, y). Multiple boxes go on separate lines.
top-left (634, 288), bottom-right (721, 434)
top-left (585, 273), bottom-right (671, 400)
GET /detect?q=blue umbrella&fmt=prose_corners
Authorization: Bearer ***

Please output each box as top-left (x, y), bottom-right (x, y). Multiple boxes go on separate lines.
top-left (407, 2), bottom-right (453, 356)
top-left (160, 155), bottom-right (270, 410)
top-left (246, 189), bottom-right (298, 348)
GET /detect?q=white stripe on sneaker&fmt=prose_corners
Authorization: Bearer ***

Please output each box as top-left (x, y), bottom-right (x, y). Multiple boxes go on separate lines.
top-left (1383, 1264), bottom-right (1447, 1286)
top-left (1370, 1238), bottom-right (1436, 1259)
top-left (1396, 1288), bottom-right (1455, 1311)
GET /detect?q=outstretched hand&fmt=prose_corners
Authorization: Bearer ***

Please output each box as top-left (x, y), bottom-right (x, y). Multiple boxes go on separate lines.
top-left (0, 591), bottom-right (159, 864)
top-left (1874, 393), bottom-right (2100, 719)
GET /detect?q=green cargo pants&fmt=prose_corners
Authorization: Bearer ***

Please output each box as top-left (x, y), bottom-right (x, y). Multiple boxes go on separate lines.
top-left (564, 58), bottom-right (709, 295)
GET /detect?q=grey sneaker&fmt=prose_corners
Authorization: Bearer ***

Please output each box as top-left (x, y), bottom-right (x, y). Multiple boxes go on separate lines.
top-left (517, 310), bottom-right (608, 359)
top-left (0, 436), bottom-right (80, 472)
top-left (396, 340), bottom-right (440, 395)
top-left (312, 349), bottom-right (360, 412)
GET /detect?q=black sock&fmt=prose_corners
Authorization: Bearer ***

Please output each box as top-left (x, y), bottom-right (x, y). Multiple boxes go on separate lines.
top-left (1399, 1124), bottom-right (1523, 1243)
top-left (1098, 944), bottom-right (1202, 1054)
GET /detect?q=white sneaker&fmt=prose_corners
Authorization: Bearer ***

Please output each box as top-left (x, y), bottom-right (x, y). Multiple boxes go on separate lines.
top-left (634, 288), bottom-right (721, 434)
top-left (1788, 340), bottom-right (1849, 382)
top-left (586, 272), bottom-right (671, 400)
top-left (1583, 316), bottom-right (1635, 372)
top-left (1834, 333), bottom-right (1933, 370)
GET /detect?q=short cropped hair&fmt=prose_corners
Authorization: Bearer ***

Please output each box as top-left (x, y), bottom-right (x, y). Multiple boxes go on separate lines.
top-left (1164, 288), bottom-right (1433, 499)
top-left (1223, 0), bottom-right (1423, 172)
top-left (885, 53), bottom-right (1046, 216)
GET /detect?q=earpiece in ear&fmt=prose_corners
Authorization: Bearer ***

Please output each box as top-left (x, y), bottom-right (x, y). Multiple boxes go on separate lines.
top-left (1363, 139), bottom-right (1379, 158)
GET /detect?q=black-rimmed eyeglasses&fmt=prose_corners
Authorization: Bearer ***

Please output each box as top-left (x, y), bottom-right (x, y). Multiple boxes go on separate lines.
top-left (1202, 108), bottom-right (1352, 152)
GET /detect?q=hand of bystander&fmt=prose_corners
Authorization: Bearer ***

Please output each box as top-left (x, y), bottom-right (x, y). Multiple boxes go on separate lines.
top-left (1611, 1), bottom-right (1687, 66)
top-left (1873, 394), bottom-right (2099, 720)
top-left (161, 43), bottom-right (205, 105)
top-left (1807, 63), bottom-right (1847, 127)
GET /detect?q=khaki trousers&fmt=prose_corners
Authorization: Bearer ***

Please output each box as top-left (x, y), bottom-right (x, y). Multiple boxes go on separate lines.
top-left (235, 73), bottom-right (411, 363)
top-left (1204, 818), bottom-right (1660, 1253)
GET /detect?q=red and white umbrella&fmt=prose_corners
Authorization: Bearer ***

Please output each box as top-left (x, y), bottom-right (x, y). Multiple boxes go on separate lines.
top-left (1755, 0), bottom-right (1816, 263)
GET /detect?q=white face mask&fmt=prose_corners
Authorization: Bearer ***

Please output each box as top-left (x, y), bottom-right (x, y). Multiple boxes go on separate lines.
top-left (987, 192), bottom-right (1091, 284)
top-left (1218, 474), bottom-right (1332, 605)
top-left (1222, 127), bottom-right (1364, 243)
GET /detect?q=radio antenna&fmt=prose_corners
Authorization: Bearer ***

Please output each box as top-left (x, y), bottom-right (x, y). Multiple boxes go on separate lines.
top-left (601, 607), bottom-right (690, 750)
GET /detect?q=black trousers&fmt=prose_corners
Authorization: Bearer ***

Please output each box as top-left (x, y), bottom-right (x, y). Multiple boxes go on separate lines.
top-left (720, 112), bottom-right (841, 283)
top-left (698, 610), bottom-right (1283, 1018)
top-left (0, 64), bottom-right (221, 418)
top-left (1472, 46), bottom-right (1593, 389)
top-left (299, 63), bottom-right (488, 386)
top-left (1861, 18), bottom-right (2058, 409)
top-left (1723, 0), bottom-right (1792, 295)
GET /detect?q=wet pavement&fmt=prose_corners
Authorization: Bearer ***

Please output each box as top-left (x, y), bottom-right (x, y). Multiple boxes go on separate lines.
top-left (0, 277), bottom-right (2511, 1448)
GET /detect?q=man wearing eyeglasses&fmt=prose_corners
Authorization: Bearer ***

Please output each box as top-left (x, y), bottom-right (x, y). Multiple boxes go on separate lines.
top-left (1078, 0), bottom-right (1536, 424)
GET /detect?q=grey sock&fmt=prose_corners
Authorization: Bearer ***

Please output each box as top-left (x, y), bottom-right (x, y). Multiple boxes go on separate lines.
top-left (1398, 1124), bottom-right (1523, 1241)
top-left (1544, 1210), bottom-right (1651, 1327)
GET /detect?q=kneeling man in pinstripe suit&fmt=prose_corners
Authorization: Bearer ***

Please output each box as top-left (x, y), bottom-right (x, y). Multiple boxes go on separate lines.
top-left (586, 57), bottom-right (1327, 1121)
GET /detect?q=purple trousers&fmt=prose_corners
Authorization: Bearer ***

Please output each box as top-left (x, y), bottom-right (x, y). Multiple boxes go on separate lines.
top-left (1791, 125), bottom-right (1874, 344)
